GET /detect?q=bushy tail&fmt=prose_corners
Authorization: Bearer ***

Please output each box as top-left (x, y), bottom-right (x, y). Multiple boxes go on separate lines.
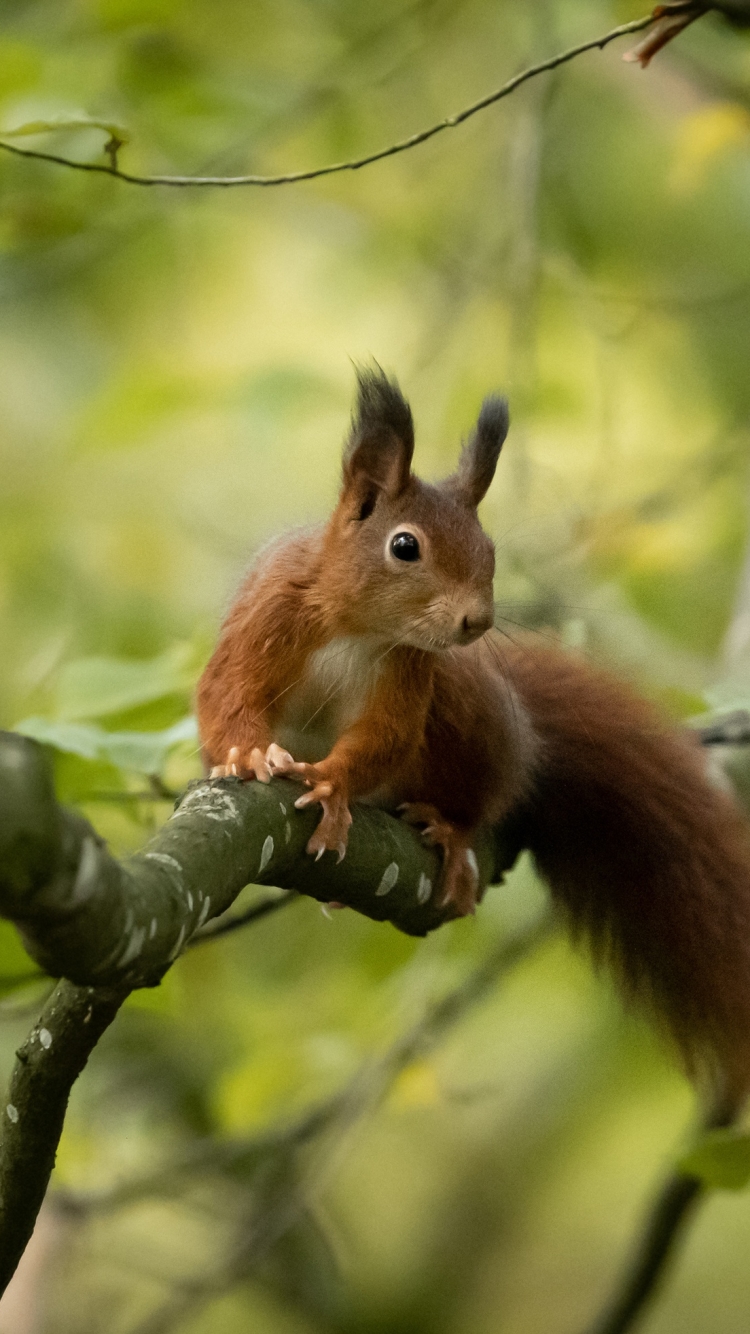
top-left (506, 644), bottom-right (750, 1098)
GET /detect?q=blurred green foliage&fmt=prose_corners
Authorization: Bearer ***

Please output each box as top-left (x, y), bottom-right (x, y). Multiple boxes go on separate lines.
top-left (3, 1), bottom-right (750, 1331)
top-left (681, 1127), bottom-right (750, 1190)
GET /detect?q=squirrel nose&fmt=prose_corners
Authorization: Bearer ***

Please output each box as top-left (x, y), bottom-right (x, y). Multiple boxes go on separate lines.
top-left (457, 608), bottom-right (494, 644)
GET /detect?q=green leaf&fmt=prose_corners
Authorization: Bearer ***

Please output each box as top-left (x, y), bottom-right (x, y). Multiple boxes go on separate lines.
top-left (74, 369), bottom-right (213, 452)
top-left (14, 716), bottom-right (197, 775)
top-left (0, 117), bottom-right (129, 143)
top-left (52, 644), bottom-right (197, 721)
top-left (679, 1129), bottom-right (750, 1190)
top-left (51, 752), bottom-right (128, 806)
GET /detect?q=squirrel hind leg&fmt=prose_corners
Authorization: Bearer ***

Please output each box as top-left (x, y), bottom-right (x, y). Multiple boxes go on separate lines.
top-left (400, 803), bottom-right (480, 917)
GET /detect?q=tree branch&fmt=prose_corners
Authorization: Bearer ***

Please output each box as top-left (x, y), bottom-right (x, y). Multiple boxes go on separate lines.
top-left (0, 729), bottom-right (524, 1295)
top-left (0, 979), bottom-right (125, 1294)
top-left (0, 732), bottom-right (521, 989)
top-left (0, 14), bottom-right (663, 189)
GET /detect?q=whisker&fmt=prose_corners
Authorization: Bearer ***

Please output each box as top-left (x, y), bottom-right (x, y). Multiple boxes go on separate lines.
top-left (300, 639), bottom-right (400, 735)
top-left (248, 636), bottom-right (374, 733)
top-left (480, 632), bottom-right (523, 749)
top-left (489, 621), bottom-right (526, 651)
top-left (493, 613), bottom-right (561, 647)
top-left (248, 673), bottom-right (306, 726)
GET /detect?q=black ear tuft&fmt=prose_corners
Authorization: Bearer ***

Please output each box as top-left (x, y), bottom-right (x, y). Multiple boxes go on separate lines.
top-left (342, 365), bottom-right (415, 505)
top-left (448, 394), bottom-right (509, 507)
top-left (352, 365), bottom-right (414, 450)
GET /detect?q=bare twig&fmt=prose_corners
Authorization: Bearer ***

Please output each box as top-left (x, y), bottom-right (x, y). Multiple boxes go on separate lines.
top-left (58, 909), bottom-right (553, 1221)
top-left (585, 1094), bottom-right (738, 1334)
top-left (188, 891), bottom-right (298, 945)
top-left (0, 15), bottom-right (661, 188)
top-left (697, 711), bottom-right (750, 747)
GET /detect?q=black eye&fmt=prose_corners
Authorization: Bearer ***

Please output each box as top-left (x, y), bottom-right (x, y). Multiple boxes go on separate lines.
top-left (390, 531), bottom-right (420, 562)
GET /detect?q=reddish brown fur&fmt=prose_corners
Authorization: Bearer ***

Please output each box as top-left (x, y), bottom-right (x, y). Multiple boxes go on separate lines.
top-left (197, 368), bottom-right (750, 1096)
top-left (502, 643), bottom-right (750, 1097)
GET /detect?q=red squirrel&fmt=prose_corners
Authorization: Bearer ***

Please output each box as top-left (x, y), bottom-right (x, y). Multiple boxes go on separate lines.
top-left (198, 368), bottom-right (750, 1096)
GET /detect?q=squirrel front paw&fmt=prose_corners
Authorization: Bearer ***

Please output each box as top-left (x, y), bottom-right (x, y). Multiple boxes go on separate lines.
top-left (255, 746), bottom-right (353, 862)
top-left (210, 745), bottom-right (274, 782)
top-left (209, 742), bottom-right (310, 784)
top-left (295, 779), bottom-right (353, 863)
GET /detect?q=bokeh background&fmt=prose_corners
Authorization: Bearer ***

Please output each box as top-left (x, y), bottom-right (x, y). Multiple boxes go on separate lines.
top-left (2, 1), bottom-right (750, 1331)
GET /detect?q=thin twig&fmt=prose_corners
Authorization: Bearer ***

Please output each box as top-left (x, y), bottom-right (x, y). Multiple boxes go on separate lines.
top-left (0, 15), bottom-right (660, 188)
top-left (585, 1094), bottom-right (738, 1334)
top-left (188, 891), bottom-right (298, 945)
top-left (123, 912), bottom-right (556, 1334)
top-left (58, 909), bottom-right (554, 1222)
top-left (697, 711), bottom-right (750, 747)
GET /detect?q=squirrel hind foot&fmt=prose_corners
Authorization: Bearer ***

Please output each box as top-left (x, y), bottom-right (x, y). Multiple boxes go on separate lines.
top-left (437, 844), bottom-right (481, 918)
top-left (399, 804), bottom-right (480, 917)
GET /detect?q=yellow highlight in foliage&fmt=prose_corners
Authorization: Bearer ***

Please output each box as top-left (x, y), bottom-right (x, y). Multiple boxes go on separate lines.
top-left (587, 507), bottom-right (716, 575)
top-left (389, 1060), bottom-right (441, 1110)
top-left (671, 103), bottom-right (750, 193)
top-left (214, 1053), bottom-right (308, 1132)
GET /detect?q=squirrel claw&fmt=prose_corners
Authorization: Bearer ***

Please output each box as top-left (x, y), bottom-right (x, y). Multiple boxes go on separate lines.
top-left (264, 743), bottom-right (316, 785)
top-left (265, 743), bottom-right (307, 778)
top-left (210, 746), bottom-right (272, 782)
top-left (295, 782), bottom-right (333, 809)
top-left (248, 747), bottom-right (272, 782)
top-left (400, 803), bottom-right (452, 846)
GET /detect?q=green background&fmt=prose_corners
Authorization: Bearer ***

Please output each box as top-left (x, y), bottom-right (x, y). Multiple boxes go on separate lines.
top-left (2, 1), bottom-right (750, 1330)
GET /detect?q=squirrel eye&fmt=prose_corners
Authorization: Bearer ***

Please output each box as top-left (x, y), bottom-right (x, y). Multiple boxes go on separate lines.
top-left (390, 531), bottom-right (421, 562)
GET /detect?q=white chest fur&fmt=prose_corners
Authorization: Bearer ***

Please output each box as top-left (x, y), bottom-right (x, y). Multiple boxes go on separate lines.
top-left (274, 636), bottom-right (387, 763)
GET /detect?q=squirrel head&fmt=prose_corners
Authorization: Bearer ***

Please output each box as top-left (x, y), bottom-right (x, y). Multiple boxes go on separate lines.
top-left (321, 367), bottom-right (508, 651)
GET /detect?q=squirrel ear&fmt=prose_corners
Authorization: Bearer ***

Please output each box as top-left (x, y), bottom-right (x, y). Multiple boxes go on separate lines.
top-left (342, 367), bottom-right (414, 509)
top-left (448, 395), bottom-right (509, 507)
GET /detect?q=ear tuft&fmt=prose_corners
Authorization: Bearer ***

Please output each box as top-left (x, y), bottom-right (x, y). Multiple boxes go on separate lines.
top-left (352, 365), bottom-right (414, 449)
top-left (448, 394), bottom-right (509, 507)
top-left (342, 365), bottom-right (415, 505)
